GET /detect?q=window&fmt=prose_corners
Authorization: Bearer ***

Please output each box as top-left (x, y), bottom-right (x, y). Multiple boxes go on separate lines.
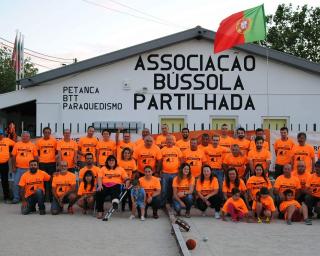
top-left (262, 117), bottom-right (288, 130)
top-left (160, 117), bottom-right (185, 133)
top-left (211, 117), bottom-right (237, 130)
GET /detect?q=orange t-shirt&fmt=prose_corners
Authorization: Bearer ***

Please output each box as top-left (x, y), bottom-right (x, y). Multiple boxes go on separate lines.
top-left (155, 134), bottom-right (176, 148)
top-left (96, 140), bottom-right (116, 166)
top-left (161, 146), bottom-right (182, 174)
top-left (78, 137), bottom-right (98, 162)
top-left (77, 182), bottom-right (96, 196)
top-left (233, 138), bottom-right (251, 156)
top-left (133, 144), bottom-right (162, 173)
top-left (198, 144), bottom-right (213, 152)
top-left (274, 138), bottom-right (295, 165)
top-left (139, 176), bottom-right (161, 198)
top-left (274, 175), bottom-right (301, 196)
top-left (98, 166), bottom-right (128, 185)
top-left (247, 149), bottom-right (271, 170)
top-left (134, 138), bottom-right (144, 149)
top-left (36, 137), bottom-right (57, 163)
top-left (19, 170), bottom-right (51, 198)
top-left (118, 159), bottom-right (137, 179)
top-left (219, 136), bottom-right (234, 149)
top-left (12, 141), bottom-right (38, 168)
top-left (172, 176), bottom-right (195, 193)
top-left (204, 145), bottom-right (230, 169)
top-left (222, 179), bottom-right (247, 197)
top-left (223, 153), bottom-right (248, 178)
top-left (196, 178), bottom-right (219, 196)
top-left (79, 165), bottom-right (100, 180)
top-left (0, 138), bottom-right (15, 163)
top-left (176, 139), bottom-right (190, 152)
top-left (306, 174), bottom-right (320, 198)
top-left (183, 148), bottom-right (206, 178)
top-left (57, 139), bottom-right (78, 168)
top-left (290, 144), bottom-right (315, 173)
top-left (249, 140), bottom-right (269, 151)
top-left (293, 171), bottom-right (312, 190)
top-left (222, 197), bottom-right (248, 214)
top-left (279, 199), bottom-right (301, 213)
top-left (246, 176), bottom-right (272, 199)
top-left (117, 141), bottom-right (135, 160)
top-left (52, 171), bottom-right (76, 198)
top-left (252, 195), bottom-right (276, 211)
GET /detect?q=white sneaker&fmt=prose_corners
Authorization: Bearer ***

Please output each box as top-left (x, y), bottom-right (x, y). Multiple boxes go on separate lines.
top-left (215, 212), bottom-right (221, 219)
top-left (129, 214), bottom-right (135, 220)
top-left (202, 211), bottom-right (206, 217)
top-left (140, 216), bottom-right (145, 221)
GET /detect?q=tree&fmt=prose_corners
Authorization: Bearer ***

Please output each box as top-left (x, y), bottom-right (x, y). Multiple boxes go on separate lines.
top-left (261, 4), bottom-right (320, 63)
top-left (0, 46), bottom-right (38, 94)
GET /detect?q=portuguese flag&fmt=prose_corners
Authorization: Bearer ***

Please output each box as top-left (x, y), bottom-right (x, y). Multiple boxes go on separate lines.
top-left (214, 4), bottom-right (266, 53)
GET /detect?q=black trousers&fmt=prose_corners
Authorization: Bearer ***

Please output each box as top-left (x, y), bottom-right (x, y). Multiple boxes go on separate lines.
top-left (95, 184), bottom-right (122, 212)
top-left (39, 162), bottom-right (56, 201)
top-left (196, 194), bottom-right (221, 212)
top-left (274, 164), bottom-right (284, 180)
top-left (305, 194), bottom-right (320, 218)
top-left (0, 162), bottom-right (10, 200)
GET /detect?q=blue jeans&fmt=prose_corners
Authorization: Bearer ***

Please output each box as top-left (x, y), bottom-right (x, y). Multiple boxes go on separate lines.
top-left (173, 194), bottom-right (193, 213)
top-left (13, 168), bottom-right (28, 201)
top-left (161, 173), bottom-right (177, 205)
top-left (26, 189), bottom-right (45, 211)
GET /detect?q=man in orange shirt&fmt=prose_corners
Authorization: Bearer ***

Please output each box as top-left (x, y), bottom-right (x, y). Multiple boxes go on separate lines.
top-left (57, 129), bottom-right (78, 172)
top-left (36, 127), bottom-right (57, 201)
top-left (79, 153), bottom-right (100, 182)
top-left (233, 127), bottom-right (250, 156)
top-left (249, 128), bottom-right (269, 151)
top-left (160, 135), bottom-right (182, 205)
top-left (117, 132), bottom-right (135, 160)
top-left (198, 133), bottom-right (213, 152)
top-left (305, 160), bottom-right (320, 218)
top-left (11, 131), bottom-right (38, 203)
top-left (0, 129), bottom-right (15, 202)
top-left (274, 127), bottom-right (295, 179)
top-left (176, 128), bottom-right (190, 152)
top-left (96, 129), bottom-right (116, 167)
top-left (182, 138), bottom-right (206, 178)
top-left (219, 124), bottom-right (234, 149)
top-left (222, 144), bottom-right (248, 179)
top-left (155, 124), bottom-right (176, 149)
top-left (293, 161), bottom-right (311, 204)
top-left (291, 132), bottom-right (315, 173)
top-left (19, 160), bottom-right (50, 215)
top-left (78, 126), bottom-right (98, 168)
top-left (135, 128), bottom-right (150, 149)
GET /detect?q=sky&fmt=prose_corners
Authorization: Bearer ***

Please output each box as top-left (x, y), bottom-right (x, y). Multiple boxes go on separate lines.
top-left (1, 0), bottom-right (318, 72)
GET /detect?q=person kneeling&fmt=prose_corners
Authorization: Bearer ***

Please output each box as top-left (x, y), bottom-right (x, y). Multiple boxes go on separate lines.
top-left (252, 187), bottom-right (276, 223)
top-left (51, 161), bottom-right (77, 215)
top-left (279, 189), bottom-right (312, 225)
top-left (77, 170), bottom-right (96, 214)
top-left (130, 179), bottom-right (146, 221)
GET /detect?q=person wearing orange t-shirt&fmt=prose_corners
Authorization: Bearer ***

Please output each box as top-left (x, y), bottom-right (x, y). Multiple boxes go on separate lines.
top-left (36, 127), bottom-right (57, 201)
top-left (116, 132), bottom-right (135, 160)
top-left (305, 160), bottom-right (320, 218)
top-left (274, 127), bottom-right (295, 179)
top-left (293, 161), bottom-right (311, 204)
top-left (176, 128), bottom-right (190, 153)
top-left (182, 138), bottom-right (206, 178)
top-left (96, 155), bottom-right (130, 219)
top-left (198, 133), bottom-right (213, 152)
top-left (247, 136), bottom-right (271, 176)
top-left (96, 129), bottom-right (116, 167)
top-left (160, 135), bottom-right (182, 205)
top-left (233, 127), bottom-right (250, 156)
top-left (19, 160), bottom-right (51, 215)
top-left (155, 124), bottom-right (176, 149)
top-left (196, 165), bottom-right (221, 218)
top-left (51, 161), bottom-right (77, 215)
top-left (219, 123), bottom-right (234, 149)
top-left (290, 132), bottom-right (315, 173)
top-left (133, 135), bottom-right (162, 175)
top-left (77, 170), bottom-right (96, 214)
top-left (134, 128), bottom-right (150, 149)
top-left (78, 126), bottom-right (98, 167)
top-left (221, 188), bottom-right (249, 222)
top-left (79, 153), bottom-right (100, 182)
top-left (222, 144), bottom-right (248, 179)
top-left (252, 187), bottom-right (276, 223)
top-left (0, 129), bottom-right (15, 202)
top-left (57, 129), bottom-right (78, 172)
top-left (249, 128), bottom-right (269, 151)
top-left (139, 166), bottom-right (162, 219)
top-left (11, 131), bottom-right (38, 203)
top-left (172, 163), bottom-right (195, 217)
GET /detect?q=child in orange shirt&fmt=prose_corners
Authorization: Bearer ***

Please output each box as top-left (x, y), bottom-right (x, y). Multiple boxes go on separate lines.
top-left (280, 189), bottom-right (312, 225)
top-left (77, 170), bottom-right (96, 214)
top-left (221, 188), bottom-right (249, 222)
top-left (252, 187), bottom-right (276, 223)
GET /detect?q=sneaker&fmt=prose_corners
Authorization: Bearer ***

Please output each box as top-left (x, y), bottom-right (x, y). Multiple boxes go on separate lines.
top-left (286, 220), bottom-right (292, 225)
top-left (39, 209), bottom-right (46, 215)
top-left (185, 211), bottom-right (191, 218)
top-left (22, 207), bottom-right (32, 215)
top-left (129, 214), bottom-right (135, 220)
top-left (67, 206), bottom-right (74, 214)
top-left (140, 216), bottom-right (145, 221)
top-left (265, 217), bottom-right (270, 224)
top-left (201, 211), bottom-right (206, 217)
top-left (215, 212), bottom-right (221, 219)
top-left (304, 219), bottom-right (312, 225)
top-left (112, 199), bottom-right (119, 210)
top-left (11, 199), bottom-right (19, 204)
top-left (257, 217), bottom-right (262, 224)
top-left (153, 210), bottom-right (159, 219)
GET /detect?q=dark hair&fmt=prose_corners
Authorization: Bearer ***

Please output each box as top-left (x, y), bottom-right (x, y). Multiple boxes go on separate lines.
top-left (260, 187), bottom-right (269, 195)
top-left (237, 127), bottom-right (245, 133)
top-left (221, 123), bottom-right (228, 128)
top-left (283, 189), bottom-right (294, 197)
top-left (177, 163), bottom-right (192, 183)
top-left (231, 187), bottom-right (240, 195)
top-left (297, 132), bottom-right (306, 139)
top-left (225, 168), bottom-right (240, 189)
top-left (131, 179), bottom-right (140, 187)
top-left (105, 155), bottom-right (118, 169)
top-left (144, 165), bottom-right (153, 172)
top-left (87, 126), bottom-right (94, 131)
top-left (280, 127), bottom-right (288, 132)
top-left (254, 136), bottom-right (264, 143)
top-left (200, 164), bottom-right (215, 183)
top-left (121, 147), bottom-right (132, 160)
top-left (254, 164), bottom-right (268, 183)
top-left (83, 170), bottom-right (95, 191)
top-left (42, 127), bottom-right (51, 133)
top-left (202, 133), bottom-right (209, 139)
top-left (29, 159), bottom-right (38, 165)
top-left (255, 128), bottom-right (263, 133)
top-left (102, 129), bottom-right (111, 135)
top-left (85, 153), bottom-right (93, 159)
top-left (182, 127), bottom-right (189, 133)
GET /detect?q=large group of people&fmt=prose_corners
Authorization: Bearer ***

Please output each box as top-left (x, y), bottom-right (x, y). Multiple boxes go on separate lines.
top-left (0, 123), bottom-right (319, 225)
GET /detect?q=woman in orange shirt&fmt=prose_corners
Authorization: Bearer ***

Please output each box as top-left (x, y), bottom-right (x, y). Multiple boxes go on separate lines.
top-left (223, 168), bottom-right (247, 200)
top-left (77, 170), bottom-right (96, 214)
top-left (172, 163), bottom-right (195, 218)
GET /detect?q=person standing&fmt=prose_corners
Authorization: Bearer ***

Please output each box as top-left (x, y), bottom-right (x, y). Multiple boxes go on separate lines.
top-left (78, 126), bottom-right (98, 167)
top-left (176, 128), bottom-right (190, 153)
top-left (96, 129), bottom-right (116, 167)
top-left (57, 129), bottom-right (78, 173)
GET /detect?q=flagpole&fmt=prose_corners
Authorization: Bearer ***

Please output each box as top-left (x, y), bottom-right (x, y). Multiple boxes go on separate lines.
top-left (266, 46), bottom-right (270, 129)
top-left (14, 30), bottom-right (19, 91)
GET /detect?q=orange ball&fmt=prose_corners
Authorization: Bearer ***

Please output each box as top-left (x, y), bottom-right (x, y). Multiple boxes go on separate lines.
top-left (186, 239), bottom-right (196, 250)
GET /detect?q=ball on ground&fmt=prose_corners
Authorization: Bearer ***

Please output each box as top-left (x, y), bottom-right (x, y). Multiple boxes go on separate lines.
top-left (186, 239), bottom-right (196, 250)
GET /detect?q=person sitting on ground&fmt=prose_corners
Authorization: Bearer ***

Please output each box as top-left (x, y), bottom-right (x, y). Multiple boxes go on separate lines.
top-left (279, 189), bottom-right (312, 225)
top-left (51, 161), bottom-right (77, 215)
top-left (196, 164), bottom-right (221, 219)
top-left (172, 163), bottom-right (195, 218)
top-left (19, 160), bottom-right (50, 215)
top-left (221, 187), bottom-right (249, 222)
top-left (129, 179), bottom-right (146, 221)
top-left (252, 187), bottom-right (276, 224)
top-left (77, 170), bottom-right (96, 214)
